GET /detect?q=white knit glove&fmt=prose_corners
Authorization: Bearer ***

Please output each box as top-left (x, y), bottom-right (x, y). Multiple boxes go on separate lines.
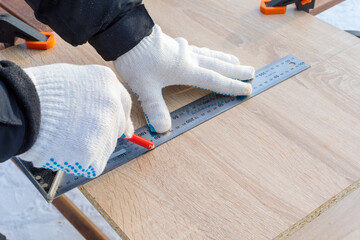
top-left (18, 64), bottom-right (134, 178)
top-left (114, 25), bottom-right (255, 133)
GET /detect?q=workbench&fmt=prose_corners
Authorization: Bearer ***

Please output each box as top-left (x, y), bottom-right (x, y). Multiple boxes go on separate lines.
top-left (1, 0), bottom-right (359, 239)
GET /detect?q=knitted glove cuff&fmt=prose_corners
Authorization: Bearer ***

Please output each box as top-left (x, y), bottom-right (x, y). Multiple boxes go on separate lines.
top-left (116, 24), bottom-right (161, 66)
top-left (0, 61), bottom-right (40, 155)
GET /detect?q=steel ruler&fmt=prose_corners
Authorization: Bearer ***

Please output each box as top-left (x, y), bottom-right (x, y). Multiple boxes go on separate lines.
top-left (13, 54), bottom-right (310, 202)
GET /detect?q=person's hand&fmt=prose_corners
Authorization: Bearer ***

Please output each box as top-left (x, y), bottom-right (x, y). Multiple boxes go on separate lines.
top-left (114, 25), bottom-right (254, 133)
top-left (18, 64), bottom-right (134, 178)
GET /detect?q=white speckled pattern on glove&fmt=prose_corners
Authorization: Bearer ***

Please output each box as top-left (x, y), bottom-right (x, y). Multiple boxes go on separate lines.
top-left (114, 24), bottom-right (255, 133)
top-left (18, 64), bottom-right (134, 178)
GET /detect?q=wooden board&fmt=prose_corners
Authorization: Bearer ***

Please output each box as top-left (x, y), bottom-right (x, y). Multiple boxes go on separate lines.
top-left (0, 0), bottom-right (359, 239)
top-left (311, 0), bottom-right (345, 15)
top-left (80, 1), bottom-right (360, 239)
top-left (287, 180), bottom-right (360, 240)
top-left (0, 6), bottom-right (6, 14)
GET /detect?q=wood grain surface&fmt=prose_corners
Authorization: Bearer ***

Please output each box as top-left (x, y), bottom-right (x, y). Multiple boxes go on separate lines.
top-left (80, 1), bottom-right (360, 239)
top-left (52, 195), bottom-right (110, 240)
top-left (0, 0), bottom-right (359, 239)
top-left (310, 0), bottom-right (345, 15)
top-left (287, 180), bottom-right (360, 240)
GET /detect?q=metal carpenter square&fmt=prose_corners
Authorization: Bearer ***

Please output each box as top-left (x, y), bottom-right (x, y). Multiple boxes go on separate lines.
top-left (13, 54), bottom-right (310, 201)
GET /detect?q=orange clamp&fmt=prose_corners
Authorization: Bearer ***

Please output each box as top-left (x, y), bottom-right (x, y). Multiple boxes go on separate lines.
top-left (25, 32), bottom-right (55, 50)
top-left (260, 0), bottom-right (287, 15)
top-left (301, 0), bottom-right (312, 5)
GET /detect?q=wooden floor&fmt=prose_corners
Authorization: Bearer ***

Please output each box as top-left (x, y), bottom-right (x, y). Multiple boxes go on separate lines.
top-left (1, 0), bottom-right (359, 239)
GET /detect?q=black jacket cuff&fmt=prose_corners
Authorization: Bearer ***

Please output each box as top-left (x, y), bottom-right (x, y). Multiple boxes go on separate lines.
top-left (89, 4), bottom-right (154, 61)
top-left (0, 80), bottom-right (25, 162)
top-left (0, 61), bottom-right (41, 158)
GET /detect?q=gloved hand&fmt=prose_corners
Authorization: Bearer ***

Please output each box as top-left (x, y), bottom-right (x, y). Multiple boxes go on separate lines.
top-left (18, 64), bottom-right (134, 178)
top-left (114, 25), bottom-right (254, 133)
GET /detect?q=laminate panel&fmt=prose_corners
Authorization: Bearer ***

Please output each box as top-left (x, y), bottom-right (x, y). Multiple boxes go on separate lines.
top-left (79, 1), bottom-right (360, 239)
top-left (287, 181), bottom-right (360, 240)
top-left (311, 0), bottom-right (345, 15)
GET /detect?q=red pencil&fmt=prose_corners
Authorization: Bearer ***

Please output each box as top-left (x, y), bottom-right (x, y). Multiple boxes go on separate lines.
top-left (125, 134), bottom-right (155, 150)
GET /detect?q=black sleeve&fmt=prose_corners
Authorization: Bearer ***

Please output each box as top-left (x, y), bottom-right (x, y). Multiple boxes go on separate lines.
top-left (24, 0), bottom-right (154, 61)
top-left (0, 61), bottom-right (41, 163)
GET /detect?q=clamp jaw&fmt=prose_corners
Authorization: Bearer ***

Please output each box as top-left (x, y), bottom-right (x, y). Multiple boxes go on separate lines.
top-left (260, 0), bottom-right (315, 15)
top-left (0, 14), bottom-right (55, 49)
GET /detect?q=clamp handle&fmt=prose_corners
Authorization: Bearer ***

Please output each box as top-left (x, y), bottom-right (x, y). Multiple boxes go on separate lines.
top-left (25, 32), bottom-right (55, 50)
top-left (260, 0), bottom-right (287, 15)
top-left (0, 14), bottom-right (55, 49)
top-left (260, 0), bottom-right (315, 15)
top-left (295, 0), bottom-right (315, 13)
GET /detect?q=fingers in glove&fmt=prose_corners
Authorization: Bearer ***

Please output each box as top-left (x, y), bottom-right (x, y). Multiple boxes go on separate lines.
top-left (117, 103), bottom-right (128, 138)
top-left (189, 46), bottom-right (240, 64)
top-left (124, 120), bottom-right (135, 138)
top-left (194, 54), bottom-right (255, 80)
top-left (118, 82), bottom-right (134, 138)
top-left (185, 67), bottom-right (253, 96)
top-left (140, 91), bottom-right (172, 133)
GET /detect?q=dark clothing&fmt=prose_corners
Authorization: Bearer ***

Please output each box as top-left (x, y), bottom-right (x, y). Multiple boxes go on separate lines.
top-left (0, 80), bottom-right (26, 162)
top-left (25, 0), bottom-right (154, 60)
top-left (0, 0), bottom-right (154, 162)
top-left (88, 5), bottom-right (153, 60)
top-left (0, 232), bottom-right (6, 240)
top-left (0, 61), bottom-right (41, 162)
